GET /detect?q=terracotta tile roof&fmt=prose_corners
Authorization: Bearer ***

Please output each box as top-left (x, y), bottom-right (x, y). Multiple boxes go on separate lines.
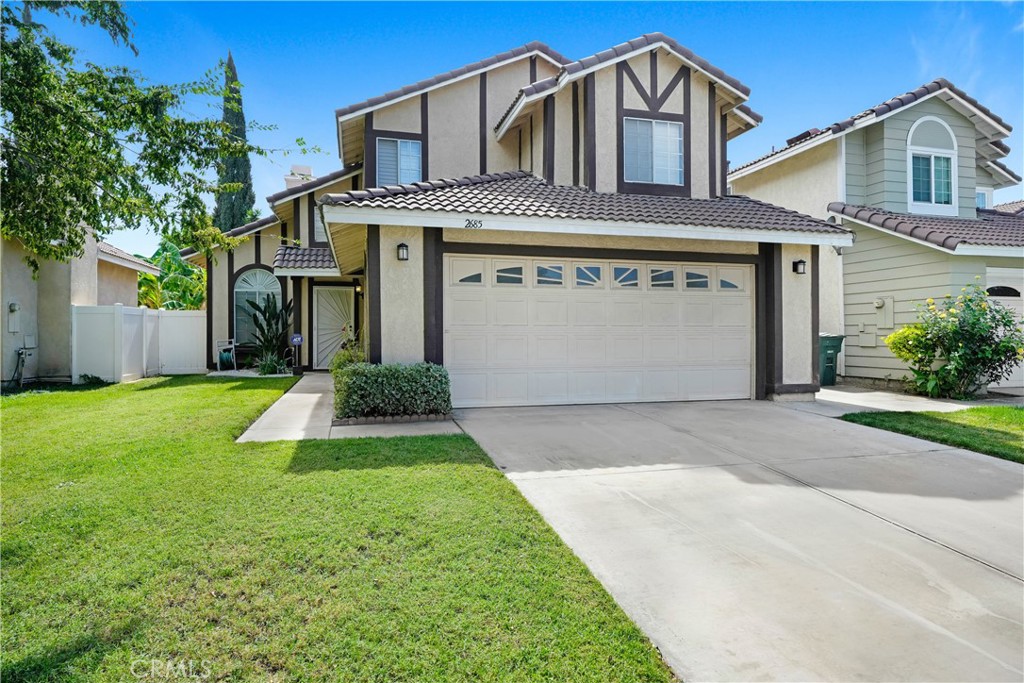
top-left (995, 200), bottom-right (1024, 215)
top-left (266, 163), bottom-right (362, 204)
top-left (732, 79), bottom-right (1013, 174)
top-left (334, 42), bottom-right (570, 119)
top-left (828, 202), bottom-right (1024, 251)
top-left (273, 246), bottom-right (337, 270)
top-left (97, 241), bottom-right (160, 274)
top-left (179, 215), bottom-right (280, 258)
top-left (496, 33), bottom-right (759, 134)
top-left (320, 171), bottom-right (849, 236)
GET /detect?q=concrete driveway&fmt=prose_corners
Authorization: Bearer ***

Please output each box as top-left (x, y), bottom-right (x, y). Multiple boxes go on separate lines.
top-left (457, 401), bottom-right (1024, 682)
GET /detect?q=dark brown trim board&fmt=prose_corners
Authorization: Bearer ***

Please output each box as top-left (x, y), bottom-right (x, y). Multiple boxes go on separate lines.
top-left (442, 241), bottom-right (759, 264)
top-left (682, 65), bottom-right (691, 196)
top-left (584, 73), bottom-right (596, 190)
top-left (811, 245), bottom-right (820, 383)
top-left (280, 221), bottom-right (287, 246)
top-left (757, 243), bottom-right (784, 394)
top-left (277, 276), bottom-right (289, 313)
top-left (649, 50), bottom-right (658, 106)
top-left (529, 55), bottom-right (537, 83)
top-left (771, 383), bottom-right (820, 395)
top-left (420, 93), bottom-right (430, 181)
top-left (423, 228), bottom-right (444, 364)
top-left (291, 275), bottom-right (303, 364)
top-left (478, 73), bottom-right (487, 174)
top-left (772, 244), bottom-right (784, 390)
top-left (542, 95), bottom-right (555, 184)
top-left (306, 278), bottom-right (314, 369)
top-left (754, 251), bottom-right (767, 400)
top-left (309, 194), bottom-right (328, 248)
top-left (226, 249), bottom-right (235, 339)
top-left (654, 64), bottom-right (688, 111)
top-left (571, 82), bottom-right (580, 185)
top-left (529, 115), bottom-right (534, 172)
top-left (254, 232), bottom-right (262, 264)
top-left (708, 84), bottom-right (717, 197)
top-left (366, 225), bottom-right (382, 363)
top-left (292, 198), bottom-right (301, 244)
top-left (621, 61), bottom-right (652, 109)
top-left (362, 111), bottom-right (375, 188)
top-left (206, 260), bottom-right (214, 368)
top-left (720, 113), bottom-right (728, 193)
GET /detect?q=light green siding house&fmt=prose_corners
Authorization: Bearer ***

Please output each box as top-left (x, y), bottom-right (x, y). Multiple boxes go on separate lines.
top-left (729, 79), bottom-right (1023, 392)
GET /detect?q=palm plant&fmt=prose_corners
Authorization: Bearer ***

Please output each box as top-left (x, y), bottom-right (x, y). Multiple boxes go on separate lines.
top-left (246, 294), bottom-right (293, 363)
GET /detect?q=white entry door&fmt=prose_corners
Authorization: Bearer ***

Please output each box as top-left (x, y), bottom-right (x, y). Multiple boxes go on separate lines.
top-left (443, 255), bottom-right (754, 407)
top-left (313, 287), bottom-right (355, 369)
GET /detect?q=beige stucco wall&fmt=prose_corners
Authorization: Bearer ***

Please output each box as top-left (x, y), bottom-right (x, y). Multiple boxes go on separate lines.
top-left (485, 61), bottom-right (533, 172)
top-left (553, 88), bottom-right (574, 186)
top-left (729, 140), bottom-right (846, 347)
top-left (97, 261), bottom-right (139, 306)
top-left (373, 95), bottom-right (421, 134)
top-left (593, 66), bottom-right (618, 193)
top-left (442, 228), bottom-right (759, 254)
top-left (688, 74), bottom-right (711, 199)
top-left (377, 225), bottom-right (424, 364)
top-left (429, 75), bottom-right (480, 180)
top-left (781, 243), bottom-right (814, 385)
top-left (1, 239), bottom-right (40, 381)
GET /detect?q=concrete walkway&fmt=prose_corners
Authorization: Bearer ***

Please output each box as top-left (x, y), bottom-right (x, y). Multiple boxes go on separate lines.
top-left (236, 373), bottom-right (462, 442)
top-left (785, 384), bottom-right (1022, 418)
top-left (458, 401), bottom-right (1024, 682)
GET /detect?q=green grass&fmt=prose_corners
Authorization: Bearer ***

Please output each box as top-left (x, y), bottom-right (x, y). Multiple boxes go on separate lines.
top-left (1, 376), bottom-right (673, 682)
top-left (842, 406), bottom-right (1024, 463)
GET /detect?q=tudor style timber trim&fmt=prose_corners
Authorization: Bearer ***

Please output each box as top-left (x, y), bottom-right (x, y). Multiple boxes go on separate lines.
top-left (366, 225), bottom-right (382, 363)
top-left (423, 228), bottom-right (444, 364)
top-left (542, 95), bottom-right (555, 184)
top-left (584, 73), bottom-right (596, 190)
top-left (720, 113), bottom-right (728, 194)
top-left (478, 73), bottom-right (487, 174)
top-left (615, 58), bottom-right (692, 196)
top-left (226, 249), bottom-right (235, 339)
top-left (708, 83), bottom-right (717, 197)
top-left (811, 244), bottom-right (820, 383)
top-left (572, 82), bottom-right (580, 185)
top-left (206, 260), bottom-right (214, 368)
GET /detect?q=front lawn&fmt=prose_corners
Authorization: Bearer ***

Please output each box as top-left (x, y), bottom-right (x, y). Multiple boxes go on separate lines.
top-left (841, 406), bottom-right (1024, 463)
top-left (1, 377), bottom-right (672, 682)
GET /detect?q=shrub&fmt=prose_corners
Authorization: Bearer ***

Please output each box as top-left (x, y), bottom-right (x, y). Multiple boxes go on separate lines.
top-left (333, 362), bottom-right (452, 418)
top-left (255, 352), bottom-right (288, 376)
top-left (246, 294), bottom-right (293, 361)
top-left (328, 329), bottom-right (365, 372)
top-left (885, 280), bottom-right (1024, 398)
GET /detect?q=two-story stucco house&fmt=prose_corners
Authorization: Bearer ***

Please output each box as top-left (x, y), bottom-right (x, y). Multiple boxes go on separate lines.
top-left (187, 33), bottom-right (854, 407)
top-left (729, 79), bottom-right (1023, 391)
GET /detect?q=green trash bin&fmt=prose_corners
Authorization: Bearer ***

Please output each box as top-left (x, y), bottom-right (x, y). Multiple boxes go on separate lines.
top-left (818, 334), bottom-right (845, 386)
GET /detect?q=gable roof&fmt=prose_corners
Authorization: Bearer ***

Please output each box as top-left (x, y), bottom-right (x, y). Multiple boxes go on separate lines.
top-left (179, 215), bottom-right (281, 259)
top-left (97, 241), bottom-right (160, 275)
top-left (334, 41), bottom-right (570, 122)
top-left (320, 171), bottom-right (850, 242)
top-left (995, 200), bottom-right (1024, 215)
top-left (730, 79), bottom-right (1016, 180)
top-left (266, 163), bottom-right (362, 206)
top-left (828, 201), bottom-right (1024, 255)
top-left (494, 32), bottom-right (759, 139)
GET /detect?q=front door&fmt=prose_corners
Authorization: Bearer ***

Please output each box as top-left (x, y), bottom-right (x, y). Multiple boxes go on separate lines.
top-left (313, 287), bottom-right (355, 369)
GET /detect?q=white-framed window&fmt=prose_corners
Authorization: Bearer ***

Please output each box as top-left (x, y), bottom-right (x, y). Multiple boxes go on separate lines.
top-left (234, 269), bottom-right (281, 345)
top-left (377, 138), bottom-right (421, 186)
top-left (717, 267), bottom-right (747, 293)
top-left (612, 264), bottom-right (640, 289)
top-left (907, 116), bottom-right (957, 216)
top-left (450, 258), bottom-right (485, 286)
top-left (573, 264), bottom-right (603, 288)
top-left (623, 117), bottom-right (684, 185)
top-left (976, 187), bottom-right (993, 210)
top-left (493, 261), bottom-right (525, 286)
top-left (683, 267), bottom-right (711, 290)
top-left (648, 266), bottom-right (677, 289)
top-left (535, 262), bottom-right (565, 287)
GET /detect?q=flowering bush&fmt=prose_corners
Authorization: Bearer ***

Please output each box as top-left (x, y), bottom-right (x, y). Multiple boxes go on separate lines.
top-left (885, 279), bottom-right (1024, 398)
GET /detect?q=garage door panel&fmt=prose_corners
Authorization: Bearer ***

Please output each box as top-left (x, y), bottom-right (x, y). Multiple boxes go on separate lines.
top-left (445, 256), bottom-right (753, 407)
top-left (490, 336), bottom-right (528, 365)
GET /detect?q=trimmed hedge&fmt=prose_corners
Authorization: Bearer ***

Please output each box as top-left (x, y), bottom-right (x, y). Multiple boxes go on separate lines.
top-left (333, 362), bottom-right (452, 418)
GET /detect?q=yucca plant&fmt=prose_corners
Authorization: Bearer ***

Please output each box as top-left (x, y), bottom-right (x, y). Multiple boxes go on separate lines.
top-left (246, 294), bottom-right (293, 363)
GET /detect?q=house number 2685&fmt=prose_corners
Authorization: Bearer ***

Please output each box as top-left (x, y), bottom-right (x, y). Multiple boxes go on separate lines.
top-left (464, 219), bottom-right (483, 229)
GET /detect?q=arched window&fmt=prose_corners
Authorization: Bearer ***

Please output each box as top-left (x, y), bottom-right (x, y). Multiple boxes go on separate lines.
top-left (987, 286), bottom-right (1021, 298)
top-left (234, 268), bottom-right (281, 344)
top-left (907, 116), bottom-right (958, 217)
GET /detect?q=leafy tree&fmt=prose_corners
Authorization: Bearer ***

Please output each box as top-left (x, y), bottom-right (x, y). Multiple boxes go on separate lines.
top-left (212, 51), bottom-right (256, 233)
top-left (0, 1), bottom-right (273, 270)
top-left (137, 238), bottom-right (207, 310)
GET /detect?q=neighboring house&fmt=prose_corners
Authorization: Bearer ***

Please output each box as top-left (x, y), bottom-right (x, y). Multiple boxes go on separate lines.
top-left (2, 233), bottom-right (160, 383)
top-left (187, 33), bottom-right (852, 407)
top-left (728, 79), bottom-right (1023, 390)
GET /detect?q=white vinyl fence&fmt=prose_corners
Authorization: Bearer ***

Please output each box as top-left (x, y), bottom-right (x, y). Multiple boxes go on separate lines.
top-left (71, 304), bottom-right (206, 383)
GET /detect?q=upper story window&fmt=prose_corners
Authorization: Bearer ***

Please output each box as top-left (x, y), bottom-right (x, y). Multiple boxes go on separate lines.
top-left (624, 117), bottom-right (684, 185)
top-left (907, 116), bottom-right (957, 217)
top-left (976, 187), bottom-right (993, 210)
top-left (377, 138), bottom-right (421, 186)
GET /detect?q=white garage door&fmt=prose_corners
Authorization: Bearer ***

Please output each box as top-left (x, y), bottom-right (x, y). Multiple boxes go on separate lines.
top-left (443, 255), bottom-right (754, 407)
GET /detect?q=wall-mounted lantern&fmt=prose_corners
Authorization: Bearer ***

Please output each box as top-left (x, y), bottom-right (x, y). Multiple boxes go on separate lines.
top-left (396, 243), bottom-right (409, 261)
top-left (792, 259), bottom-right (807, 275)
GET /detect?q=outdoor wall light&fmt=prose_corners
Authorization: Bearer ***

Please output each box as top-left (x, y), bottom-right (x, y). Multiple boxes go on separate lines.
top-left (396, 243), bottom-right (409, 261)
top-left (792, 259), bottom-right (807, 275)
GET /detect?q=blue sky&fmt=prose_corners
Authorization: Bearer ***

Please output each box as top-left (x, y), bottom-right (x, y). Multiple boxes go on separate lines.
top-left (52, 1), bottom-right (1024, 255)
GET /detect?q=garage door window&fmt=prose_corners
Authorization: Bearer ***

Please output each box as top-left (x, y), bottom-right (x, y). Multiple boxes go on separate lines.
top-left (649, 266), bottom-right (677, 289)
top-left (613, 265), bottom-right (640, 288)
top-left (495, 262), bottom-right (525, 286)
top-left (574, 264), bottom-right (603, 288)
top-left (451, 258), bottom-right (485, 286)
top-left (535, 263), bottom-right (564, 286)
top-left (684, 268), bottom-right (710, 289)
top-left (718, 267), bottom-right (747, 292)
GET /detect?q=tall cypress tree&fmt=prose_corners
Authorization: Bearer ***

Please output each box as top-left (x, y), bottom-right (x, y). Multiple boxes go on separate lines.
top-left (212, 51), bottom-right (255, 232)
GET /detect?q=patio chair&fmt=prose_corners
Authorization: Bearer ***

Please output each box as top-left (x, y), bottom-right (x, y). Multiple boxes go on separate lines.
top-left (216, 339), bottom-right (237, 371)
